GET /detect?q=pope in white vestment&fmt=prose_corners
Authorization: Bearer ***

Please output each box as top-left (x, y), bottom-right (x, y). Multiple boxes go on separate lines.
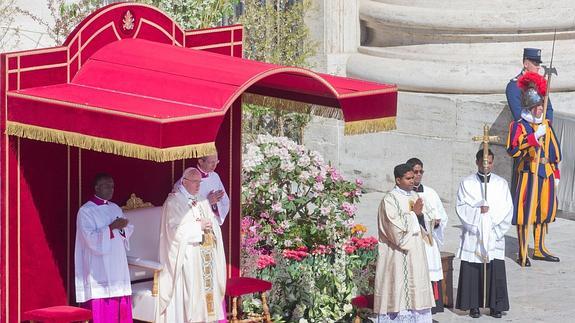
top-left (156, 167), bottom-right (227, 323)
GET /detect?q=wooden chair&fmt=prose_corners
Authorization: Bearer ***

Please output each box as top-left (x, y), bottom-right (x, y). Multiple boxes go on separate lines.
top-left (351, 294), bottom-right (374, 323)
top-left (22, 305), bottom-right (92, 323)
top-left (226, 277), bottom-right (273, 323)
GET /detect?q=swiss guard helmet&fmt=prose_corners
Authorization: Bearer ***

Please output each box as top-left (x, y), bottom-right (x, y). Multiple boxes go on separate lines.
top-left (522, 88), bottom-right (542, 109)
top-left (517, 71), bottom-right (547, 109)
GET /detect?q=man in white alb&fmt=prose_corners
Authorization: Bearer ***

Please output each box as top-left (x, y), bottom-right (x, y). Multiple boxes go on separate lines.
top-left (198, 153), bottom-right (230, 225)
top-left (74, 173), bottom-right (134, 323)
top-left (406, 157), bottom-right (448, 314)
top-left (455, 149), bottom-right (512, 319)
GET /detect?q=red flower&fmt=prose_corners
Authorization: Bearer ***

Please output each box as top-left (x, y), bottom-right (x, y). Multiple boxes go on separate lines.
top-left (283, 248), bottom-right (310, 261)
top-left (257, 255), bottom-right (276, 269)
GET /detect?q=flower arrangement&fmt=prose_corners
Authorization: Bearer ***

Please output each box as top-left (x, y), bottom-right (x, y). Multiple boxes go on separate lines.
top-left (241, 135), bottom-right (378, 322)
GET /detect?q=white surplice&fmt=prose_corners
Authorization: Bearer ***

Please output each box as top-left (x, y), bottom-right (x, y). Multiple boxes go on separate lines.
top-left (156, 189), bottom-right (226, 323)
top-left (74, 200), bottom-right (134, 303)
top-left (417, 184), bottom-right (448, 282)
top-left (198, 170), bottom-right (230, 225)
top-left (455, 173), bottom-right (513, 263)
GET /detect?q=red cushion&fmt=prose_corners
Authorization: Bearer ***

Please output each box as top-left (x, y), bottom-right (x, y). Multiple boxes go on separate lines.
top-left (226, 277), bottom-right (272, 297)
top-left (22, 306), bottom-right (92, 322)
top-left (351, 294), bottom-right (374, 309)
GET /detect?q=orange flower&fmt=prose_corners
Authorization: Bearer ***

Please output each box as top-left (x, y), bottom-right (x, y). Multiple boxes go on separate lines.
top-left (351, 224), bottom-right (367, 235)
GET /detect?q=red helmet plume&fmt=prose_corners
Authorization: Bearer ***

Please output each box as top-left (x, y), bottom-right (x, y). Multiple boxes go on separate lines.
top-left (517, 72), bottom-right (547, 96)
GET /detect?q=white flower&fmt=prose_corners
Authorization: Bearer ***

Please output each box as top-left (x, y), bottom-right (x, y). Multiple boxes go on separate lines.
top-left (313, 182), bottom-right (324, 192)
top-left (272, 202), bottom-right (284, 213)
top-left (297, 154), bottom-right (310, 167)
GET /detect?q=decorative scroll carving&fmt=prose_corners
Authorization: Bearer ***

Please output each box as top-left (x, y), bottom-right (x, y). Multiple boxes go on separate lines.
top-left (122, 193), bottom-right (153, 210)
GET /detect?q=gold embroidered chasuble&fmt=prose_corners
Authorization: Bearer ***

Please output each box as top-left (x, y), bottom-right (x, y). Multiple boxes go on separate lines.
top-left (374, 189), bottom-right (435, 314)
top-left (156, 191), bottom-right (226, 322)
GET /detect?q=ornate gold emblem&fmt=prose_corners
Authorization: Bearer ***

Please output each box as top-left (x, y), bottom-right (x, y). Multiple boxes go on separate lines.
top-left (121, 193), bottom-right (153, 210)
top-left (122, 10), bottom-right (134, 31)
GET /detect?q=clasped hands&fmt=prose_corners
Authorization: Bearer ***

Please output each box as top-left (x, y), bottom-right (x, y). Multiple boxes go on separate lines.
top-left (109, 217), bottom-right (129, 230)
top-left (207, 189), bottom-right (225, 206)
top-left (479, 200), bottom-right (489, 214)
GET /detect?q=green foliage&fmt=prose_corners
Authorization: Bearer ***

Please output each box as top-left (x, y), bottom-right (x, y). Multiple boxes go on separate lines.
top-left (239, 0), bottom-right (317, 144)
top-left (22, 0), bottom-right (238, 45)
top-left (140, 0), bottom-right (239, 29)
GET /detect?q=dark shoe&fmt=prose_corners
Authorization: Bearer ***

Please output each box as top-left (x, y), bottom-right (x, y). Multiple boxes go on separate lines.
top-left (490, 309), bottom-right (502, 318)
top-left (470, 308), bottom-right (480, 318)
top-left (532, 254), bottom-right (560, 262)
top-left (516, 256), bottom-right (531, 267)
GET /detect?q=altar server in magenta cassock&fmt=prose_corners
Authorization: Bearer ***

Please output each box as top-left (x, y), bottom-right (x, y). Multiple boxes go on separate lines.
top-left (197, 153), bottom-right (230, 225)
top-left (406, 158), bottom-right (448, 314)
top-left (506, 71), bottom-right (562, 265)
top-left (455, 150), bottom-right (512, 319)
top-left (74, 173), bottom-right (134, 323)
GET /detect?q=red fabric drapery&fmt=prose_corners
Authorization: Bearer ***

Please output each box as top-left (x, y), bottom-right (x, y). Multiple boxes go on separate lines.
top-left (6, 38), bottom-right (396, 162)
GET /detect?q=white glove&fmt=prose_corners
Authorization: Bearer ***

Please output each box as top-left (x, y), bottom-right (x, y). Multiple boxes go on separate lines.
top-left (555, 178), bottom-right (560, 187)
top-left (534, 124), bottom-right (547, 139)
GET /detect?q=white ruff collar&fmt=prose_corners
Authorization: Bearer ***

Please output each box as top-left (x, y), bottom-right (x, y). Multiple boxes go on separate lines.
top-left (521, 109), bottom-right (543, 124)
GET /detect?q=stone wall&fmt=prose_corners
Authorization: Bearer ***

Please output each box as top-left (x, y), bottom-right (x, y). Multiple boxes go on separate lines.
top-left (305, 92), bottom-right (517, 211)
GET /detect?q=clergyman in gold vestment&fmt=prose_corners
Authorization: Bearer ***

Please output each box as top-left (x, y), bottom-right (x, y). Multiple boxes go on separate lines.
top-left (374, 163), bottom-right (435, 322)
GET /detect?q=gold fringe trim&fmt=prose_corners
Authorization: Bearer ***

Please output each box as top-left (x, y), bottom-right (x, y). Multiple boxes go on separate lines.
top-left (344, 117), bottom-right (397, 136)
top-left (242, 93), bottom-right (343, 120)
top-left (5, 121), bottom-right (216, 162)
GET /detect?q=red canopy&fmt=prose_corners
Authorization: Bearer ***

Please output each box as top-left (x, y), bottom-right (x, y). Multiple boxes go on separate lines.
top-left (5, 23), bottom-right (396, 162)
top-left (0, 3), bottom-right (398, 319)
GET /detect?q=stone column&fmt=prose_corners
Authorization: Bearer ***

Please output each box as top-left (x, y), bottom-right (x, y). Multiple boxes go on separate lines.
top-left (307, 0), bottom-right (359, 75)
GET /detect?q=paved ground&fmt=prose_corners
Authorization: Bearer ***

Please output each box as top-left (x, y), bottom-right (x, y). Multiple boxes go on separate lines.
top-left (355, 192), bottom-right (575, 323)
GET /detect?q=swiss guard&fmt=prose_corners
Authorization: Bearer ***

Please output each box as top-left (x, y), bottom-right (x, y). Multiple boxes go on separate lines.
top-left (506, 71), bottom-right (562, 266)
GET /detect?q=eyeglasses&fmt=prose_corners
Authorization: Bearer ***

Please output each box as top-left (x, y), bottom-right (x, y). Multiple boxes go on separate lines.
top-left (413, 170), bottom-right (425, 174)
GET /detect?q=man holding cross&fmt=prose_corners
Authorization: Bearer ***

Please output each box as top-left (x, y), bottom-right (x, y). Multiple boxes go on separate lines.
top-left (455, 149), bottom-right (512, 319)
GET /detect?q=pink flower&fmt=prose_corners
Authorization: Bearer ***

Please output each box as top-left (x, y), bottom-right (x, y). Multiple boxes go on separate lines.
top-left (260, 211), bottom-right (270, 219)
top-left (330, 169), bottom-right (343, 181)
top-left (282, 248), bottom-right (309, 261)
top-left (272, 202), bottom-right (284, 213)
top-left (344, 245), bottom-right (357, 254)
top-left (287, 195), bottom-right (294, 201)
top-left (315, 175), bottom-right (324, 183)
top-left (257, 255), bottom-right (276, 269)
top-left (311, 244), bottom-right (332, 255)
top-left (355, 178), bottom-right (364, 186)
top-left (341, 202), bottom-right (357, 217)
